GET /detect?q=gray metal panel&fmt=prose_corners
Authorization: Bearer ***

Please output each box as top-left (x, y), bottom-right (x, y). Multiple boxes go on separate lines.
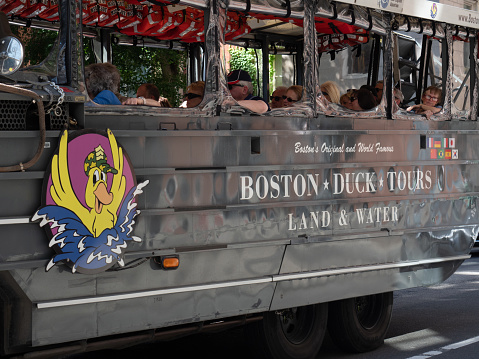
top-left (270, 260), bottom-right (463, 310)
top-left (1, 113), bottom-right (478, 349)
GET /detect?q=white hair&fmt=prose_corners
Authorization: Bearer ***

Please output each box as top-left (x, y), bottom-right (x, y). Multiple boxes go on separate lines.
top-left (238, 80), bottom-right (253, 95)
top-left (394, 88), bottom-right (404, 102)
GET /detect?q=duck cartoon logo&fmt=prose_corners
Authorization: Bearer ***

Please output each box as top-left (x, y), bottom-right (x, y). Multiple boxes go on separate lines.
top-left (430, 3), bottom-right (438, 19)
top-left (379, 0), bottom-right (389, 9)
top-left (32, 129), bottom-right (149, 274)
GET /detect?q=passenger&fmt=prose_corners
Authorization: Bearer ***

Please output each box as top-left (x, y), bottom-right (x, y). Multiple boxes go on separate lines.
top-left (137, 83), bottom-right (160, 101)
top-left (340, 92), bottom-right (354, 109)
top-left (227, 69), bottom-right (269, 113)
top-left (283, 85), bottom-right (303, 107)
top-left (320, 81), bottom-right (340, 104)
top-left (117, 94), bottom-right (128, 104)
top-left (374, 80), bottom-right (384, 101)
top-left (123, 84), bottom-right (173, 107)
top-left (340, 93), bottom-right (352, 108)
top-left (360, 85), bottom-right (378, 101)
top-left (270, 86), bottom-right (287, 109)
top-left (184, 81), bottom-right (205, 108)
top-left (158, 96), bottom-right (172, 108)
top-left (394, 88), bottom-right (404, 107)
top-left (407, 85), bottom-right (442, 119)
top-left (350, 88), bottom-right (378, 111)
top-left (85, 63), bottom-right (122, 105)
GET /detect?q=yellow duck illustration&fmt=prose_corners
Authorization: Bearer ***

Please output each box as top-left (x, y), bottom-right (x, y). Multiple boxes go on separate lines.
top-left (50, 129), bottom-right (126, 237)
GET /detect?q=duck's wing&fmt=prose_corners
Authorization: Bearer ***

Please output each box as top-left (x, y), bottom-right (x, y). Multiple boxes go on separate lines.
top-left (116, 180), bottom-right (149, 240)
top-left (50, 130), bottom-right (89, 222)
top-left (32, 205), bottom-right (93, 271)
top-left (107, 129), bottom-right (126, 212)
top-left (33, 206), bottom-right (122, 273)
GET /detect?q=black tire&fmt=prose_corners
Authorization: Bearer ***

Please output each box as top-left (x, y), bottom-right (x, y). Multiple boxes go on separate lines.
top-left (245, 303), bottom-right (328, 359)
top-left (327, 292), bottom-right (393, 353)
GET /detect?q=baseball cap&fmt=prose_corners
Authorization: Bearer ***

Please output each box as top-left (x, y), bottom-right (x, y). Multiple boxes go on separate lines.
top-left (84, 145), bottom-right (118, 175)
top-left (227, 69), bottom-right (252, 84)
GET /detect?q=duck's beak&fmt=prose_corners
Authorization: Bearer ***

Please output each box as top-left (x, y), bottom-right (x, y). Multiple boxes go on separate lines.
top-left (93, 182), bottom-right (113, 214)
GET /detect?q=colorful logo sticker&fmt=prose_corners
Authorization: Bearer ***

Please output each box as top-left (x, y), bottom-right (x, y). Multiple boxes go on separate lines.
top-left (32, 129), bottom-right (149, 274)
top-left (431, 3), bottom-right (438, 19)
top-left (380, 0), bottom-right (389, 9)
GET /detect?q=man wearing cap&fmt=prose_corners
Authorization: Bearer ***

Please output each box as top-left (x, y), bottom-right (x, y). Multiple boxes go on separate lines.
top-left (227, 69), bottom-right (269, 113)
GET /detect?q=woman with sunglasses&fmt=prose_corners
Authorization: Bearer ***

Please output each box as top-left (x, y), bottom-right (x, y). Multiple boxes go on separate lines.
top-left (270, 86), bottom-right (287, 108)
top-left (349, 89), bottom-right (378, 111)
top-left (283, 85), bottom-right (303, 107)
top-left (184, 81), bottom-right (205, 108)
top-left (340, 92), bottom-right (354, 109)
top-left (320, 81), bottom-right (340, 104)
top-left (407, 85), bottom-right (442, 120)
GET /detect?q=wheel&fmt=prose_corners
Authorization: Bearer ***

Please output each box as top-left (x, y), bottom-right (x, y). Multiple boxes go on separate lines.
top-left (246, 303), bottom-right (328, 359)
top-left (327, 292), bottom-right (393, 353)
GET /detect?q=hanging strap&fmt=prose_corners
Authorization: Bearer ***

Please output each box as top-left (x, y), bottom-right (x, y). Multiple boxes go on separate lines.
top-left (284, 0), bottom-right (291, 18)
top-left (243, 0), bottom-right (250, 15)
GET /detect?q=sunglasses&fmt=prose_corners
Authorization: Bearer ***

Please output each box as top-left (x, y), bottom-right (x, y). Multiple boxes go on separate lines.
top-left (228, 84), bottom-right (243, 90)
top-left (185, 93), bottom-right (202, 100)
top-left (322, 92), bottom-right (329, 97)
top-left (423, 94), bottom-right (438, 101)
top-left (285, 97), bottom-right (297, 103)
top-left (270, 95), bottom-right (287, 101)
top-left (350, 97), bottom-right (357, 102)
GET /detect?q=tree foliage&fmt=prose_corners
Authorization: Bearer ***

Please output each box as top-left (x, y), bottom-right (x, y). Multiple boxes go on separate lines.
top-left (111, 45), bottom-right (187, 107)
top-left (11, 26), bottom-right (57, 67)
top-left (229, 47), bottom-right (261, 95)
top-left (11, 26), bottom-right (187, 107)
top-left (229, 46), bottom-right (276, 97)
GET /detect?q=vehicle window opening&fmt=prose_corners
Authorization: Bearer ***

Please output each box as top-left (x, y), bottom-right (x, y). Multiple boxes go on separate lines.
top-left (222, 1), bottom-right (307, 115)
top-left (313, 2), bottom-right (387, 118)
top-left (451, 30), bottom-right (472, 119)
top-left (390, 18), bottom-right (460, 121)
top-left (79, 3), bottom-right (210, 111)
top-left (1, 0), bottom-right (477, 123)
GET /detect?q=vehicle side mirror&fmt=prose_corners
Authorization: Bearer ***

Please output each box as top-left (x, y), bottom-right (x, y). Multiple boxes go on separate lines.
top-left (0, 12), bottom-right (23, 75)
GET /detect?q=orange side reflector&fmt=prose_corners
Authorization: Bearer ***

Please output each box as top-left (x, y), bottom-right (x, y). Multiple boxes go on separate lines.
top-left (162, 257), bottom-right (179, 269)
